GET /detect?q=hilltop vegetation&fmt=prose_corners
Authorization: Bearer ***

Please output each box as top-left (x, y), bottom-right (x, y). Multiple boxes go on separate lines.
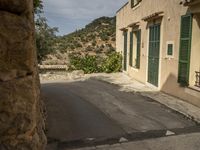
top-left (58, 16), bottom-right (116, 53)
top-left (39, 16), bottom-right (122, 73)
top-left (41, 17), bottom-right (116, 64)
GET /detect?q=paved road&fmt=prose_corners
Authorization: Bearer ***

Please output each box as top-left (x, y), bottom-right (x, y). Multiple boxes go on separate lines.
top-left (42, 78), bottom-right (198, 150)
top-left (42, 82), bottom-right (124, 142)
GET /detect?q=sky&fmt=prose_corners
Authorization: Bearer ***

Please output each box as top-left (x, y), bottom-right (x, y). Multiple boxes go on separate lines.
top-left (43, 0), bottom-right (127, 35)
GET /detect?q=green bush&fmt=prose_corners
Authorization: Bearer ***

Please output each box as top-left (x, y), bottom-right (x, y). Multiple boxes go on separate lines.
top-left (92, 41), bottom-right (97, 46)
top-left (100, 33), bottom-right (109, 41)
top-left (106, 46), bottom-right (115, 54)
top-left (85, 46), bottom-right (93, 52)
top-left (101, 52), bottom-right (122, 73)
top-left (111, 37), bottom-right (116, 41)
top-left (69, 52), bottom-right (122, 74)
top-left (69, 55), bottom-right (101, 74)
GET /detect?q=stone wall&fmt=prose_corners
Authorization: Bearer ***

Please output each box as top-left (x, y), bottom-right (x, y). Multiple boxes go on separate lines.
top-left (0, 0), bottom-right (46, 149)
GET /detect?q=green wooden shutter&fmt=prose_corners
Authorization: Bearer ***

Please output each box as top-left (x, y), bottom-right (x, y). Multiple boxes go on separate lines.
top-left (123, 31), bottom-right (128, 71)
top-left (129, 31), bottom-right (133, 66)
top-left (178, 14), bottom-right (193, 86)
top-left (136, 30), bottom-right (141, 69)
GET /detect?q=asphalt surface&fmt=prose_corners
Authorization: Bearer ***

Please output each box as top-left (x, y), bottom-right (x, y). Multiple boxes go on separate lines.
top-left (42, 81), bottom-right (124, 142)
top-left (42, 78), bottom-right (198, 149)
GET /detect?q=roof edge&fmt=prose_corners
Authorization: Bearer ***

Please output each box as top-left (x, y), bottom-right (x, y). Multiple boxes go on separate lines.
top-left (116, 2), bottom-right (129, 14)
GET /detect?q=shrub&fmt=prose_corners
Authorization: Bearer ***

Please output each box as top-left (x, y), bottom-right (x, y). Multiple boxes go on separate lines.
top-left (85, 46), bottom-right (93, 52)
top-left (106, 46), bottom-right (115, 54)
top-left (70, 45), bottom-right (75, 50)
top-left (100, 33), bottom-right (109, 41)
top-left (69, 52), bottom-right (122, 74)
top-left (111, 37), bottom-right (116, 41)
top-left (92, 41), bottom-right (97, 46)
top-left (101, 52), bottom-right (122, 73)
top-left (95, 47), bottom-right (103, 53)
top-left (69, 55), bottom-right (101, 74)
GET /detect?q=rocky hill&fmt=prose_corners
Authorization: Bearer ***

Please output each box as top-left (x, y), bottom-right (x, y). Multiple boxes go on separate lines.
top-left (42, 16), bottom-right (116, 65)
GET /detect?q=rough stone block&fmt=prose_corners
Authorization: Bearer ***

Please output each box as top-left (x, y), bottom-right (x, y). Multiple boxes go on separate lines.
top-left (0, 0), bottom-right (30, 14)
top-left (0, 11), bottom-right (34, 73)
top-left (0, 0), bottom-right (46, 149)
top-left (0, 76), bottom-right (37, 136)
top-left (0, 76), bottom-right (46, 149)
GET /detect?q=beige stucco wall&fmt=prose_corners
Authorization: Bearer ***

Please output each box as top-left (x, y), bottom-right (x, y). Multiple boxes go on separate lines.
top-left (116, 0), bottom-right (200, 107)
top-left (190, 14), bottom-right (200, 86)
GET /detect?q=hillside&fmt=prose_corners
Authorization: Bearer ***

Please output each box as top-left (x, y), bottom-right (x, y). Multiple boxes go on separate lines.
top-left (42, 16), bottom-right (116, 65)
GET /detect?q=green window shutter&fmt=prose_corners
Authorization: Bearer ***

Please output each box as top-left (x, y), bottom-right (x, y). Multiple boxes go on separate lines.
top-left (129, 31), bottom-right (133, 66)
top-left (178, 14), bottom-right (193, 86)
top-left (136, 30), bottom-right (141, 69)
top-left (123, 31), bottom-right (128, 71)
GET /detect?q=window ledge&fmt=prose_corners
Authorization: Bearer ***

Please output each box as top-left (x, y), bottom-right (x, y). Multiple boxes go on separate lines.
top-left (164, 56), bottom-right (174, 60)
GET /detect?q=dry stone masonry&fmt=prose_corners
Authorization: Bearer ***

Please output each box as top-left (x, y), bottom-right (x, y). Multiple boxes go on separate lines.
top-left (0, 0), bottom-right (46, 149)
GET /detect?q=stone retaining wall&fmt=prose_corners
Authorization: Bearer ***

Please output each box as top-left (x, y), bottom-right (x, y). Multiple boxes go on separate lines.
top-left (38, 65), bottom-right (68, 74)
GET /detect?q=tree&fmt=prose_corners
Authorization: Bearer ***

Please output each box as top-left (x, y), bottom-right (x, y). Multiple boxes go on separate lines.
top-left (34, 0), bottom-right (43, 14)
top-left (35, 17), bottom-right (58, 63)
top-left (34, 0), bottom-right (58, 63)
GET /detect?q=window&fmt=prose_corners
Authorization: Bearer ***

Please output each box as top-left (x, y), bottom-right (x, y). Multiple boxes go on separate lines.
top-left (166, 42), bottom-right (174, 57)
top-left (131, 0), bottom-right (142, 8)
top-left (167, 44), bottom-right (173, 56)
top-left (129, 30), bottom-right (141, 69)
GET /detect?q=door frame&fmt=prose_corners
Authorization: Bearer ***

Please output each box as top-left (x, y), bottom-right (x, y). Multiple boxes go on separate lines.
top-left (146, 20), bottom-right (163, 89)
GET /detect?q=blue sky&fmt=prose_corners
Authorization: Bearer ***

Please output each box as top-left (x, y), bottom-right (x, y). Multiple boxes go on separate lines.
top-left (43, 0), bottom-right (127, 35)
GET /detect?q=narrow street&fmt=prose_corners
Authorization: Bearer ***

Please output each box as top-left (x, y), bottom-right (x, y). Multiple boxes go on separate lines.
top-left (42, 78), bottom-right (200, 150)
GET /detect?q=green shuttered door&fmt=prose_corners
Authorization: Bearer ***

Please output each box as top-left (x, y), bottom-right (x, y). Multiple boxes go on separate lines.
top-left (123, 31), bottom-right (128, 71)
top-left (178, 14), bottom-right (192, 86)
top-left (148, 24), bottom-right (160, 87)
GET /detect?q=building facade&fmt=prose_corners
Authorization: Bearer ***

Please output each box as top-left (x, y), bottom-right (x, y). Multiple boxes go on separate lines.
top-left (116, 0), bottom-right (200, 107)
